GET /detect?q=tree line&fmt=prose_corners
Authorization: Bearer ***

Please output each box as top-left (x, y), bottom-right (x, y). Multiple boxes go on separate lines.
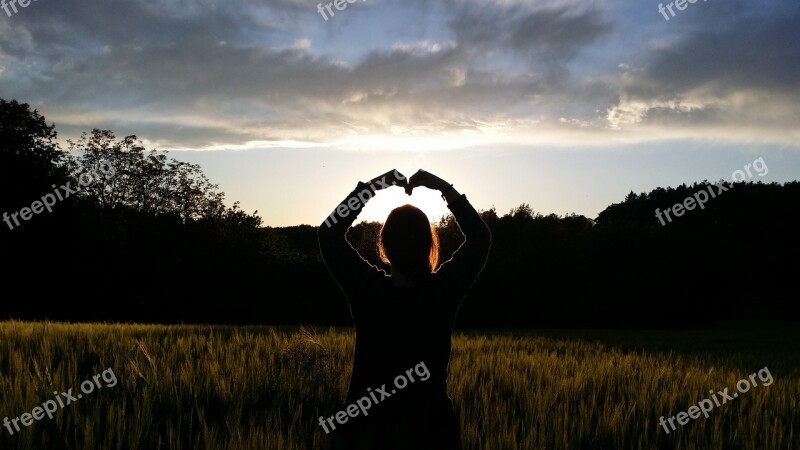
top-left (1, 98), bottom-right (797, 327)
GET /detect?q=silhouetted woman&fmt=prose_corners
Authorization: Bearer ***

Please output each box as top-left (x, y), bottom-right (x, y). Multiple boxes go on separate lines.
top-left (318, 169), bottom-right (491, 450)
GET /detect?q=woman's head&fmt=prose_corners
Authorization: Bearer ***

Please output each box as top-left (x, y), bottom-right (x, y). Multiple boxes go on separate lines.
top-left (378, 204), bottom-right (439, 278)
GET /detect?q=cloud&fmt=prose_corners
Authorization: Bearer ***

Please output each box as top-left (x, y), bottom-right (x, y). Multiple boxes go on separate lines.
top-left (449, 0), bottom-right (612, 65)
top-left (605, 0), bottom-right (800, 144)
top-left (0, 0), bottom-right (797, 149)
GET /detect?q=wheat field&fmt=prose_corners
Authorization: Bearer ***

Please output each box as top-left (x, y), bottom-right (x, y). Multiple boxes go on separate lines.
top-left (0, 321), bottom-right (797, 450)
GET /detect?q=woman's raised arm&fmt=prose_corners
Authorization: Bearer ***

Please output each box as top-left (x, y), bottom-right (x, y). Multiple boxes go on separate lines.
top-left (407, 170), bottom-right (492, 308)
top-left (317, 170), bottom-right (407, 295)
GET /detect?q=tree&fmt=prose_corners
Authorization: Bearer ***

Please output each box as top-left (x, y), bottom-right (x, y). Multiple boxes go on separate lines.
top-left (0, 98), bottom-right (68, 212)
top-left (67, 129), bottom-right (247, 222)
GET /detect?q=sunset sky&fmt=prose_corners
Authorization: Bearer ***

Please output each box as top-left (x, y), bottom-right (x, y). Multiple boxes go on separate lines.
top-left (1, 0), bottom-right (798, 226)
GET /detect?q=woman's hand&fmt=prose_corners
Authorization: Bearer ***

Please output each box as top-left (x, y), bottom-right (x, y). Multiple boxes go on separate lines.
top-left (406, 170), bottom-right (450, 194)
top-left (366, 169), bottom-right (408, 192)
top-left (407, 169), bottom-right (461, 201)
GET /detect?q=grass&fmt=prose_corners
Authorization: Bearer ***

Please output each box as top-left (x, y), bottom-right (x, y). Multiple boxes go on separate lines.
top-left (0, 320), bottom-right (797, 449)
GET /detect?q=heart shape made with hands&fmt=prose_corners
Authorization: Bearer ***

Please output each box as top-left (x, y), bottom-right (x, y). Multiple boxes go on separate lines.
top-left (398, 171), bottom-right (417, 196)
top-left (401, 169), bottom-right (443, 196)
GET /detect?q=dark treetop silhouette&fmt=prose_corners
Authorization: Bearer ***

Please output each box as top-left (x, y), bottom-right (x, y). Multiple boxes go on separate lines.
top-left (318, 169), bottom-right (492, 450)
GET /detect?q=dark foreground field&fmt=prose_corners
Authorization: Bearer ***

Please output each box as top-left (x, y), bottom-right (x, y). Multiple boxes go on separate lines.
top-left (0, 321), bottom-right (797, 450)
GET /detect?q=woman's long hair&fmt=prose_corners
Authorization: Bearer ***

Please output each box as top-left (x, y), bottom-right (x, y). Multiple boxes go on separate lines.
top-left (378, 205), bottom-right (439, 279)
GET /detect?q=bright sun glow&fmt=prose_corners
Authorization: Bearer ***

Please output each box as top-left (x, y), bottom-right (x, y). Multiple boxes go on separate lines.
top-left (357, 186), bottom-right (451, 224)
